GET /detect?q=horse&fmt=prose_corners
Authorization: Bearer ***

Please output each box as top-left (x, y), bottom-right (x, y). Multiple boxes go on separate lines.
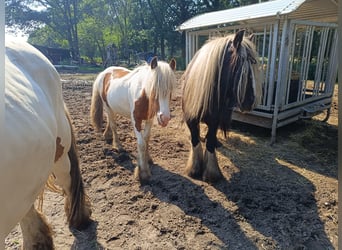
top-left (2, 40), bottom-right (92, 249)
top-left (90, 57), bottom-right (176, 184)
top-left (181, 30), bottom-right (261, 183)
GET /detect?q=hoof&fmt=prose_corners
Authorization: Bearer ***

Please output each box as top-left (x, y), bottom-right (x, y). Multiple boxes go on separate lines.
top-left (185, 143), bottom-right (203, 179)
top-left (134, 167), bottom-right (151, 185)
top-left (147, 156), bottom-right (154, 165)
top-left (111, 140), bottom-right (123, 152)
top-left (202, 150), bottom-right (223, 183)
top-left (185, 160), bottom-right (203, 179)
top-left (203, 169), bottom-right (223, 183)
top-left (112, 145), bottom-right (123, 153)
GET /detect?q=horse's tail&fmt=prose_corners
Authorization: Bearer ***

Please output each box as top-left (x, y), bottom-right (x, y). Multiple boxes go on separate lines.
top-left (90, 74), bottom-right (104, 132)
top-left (37, 108), bottom-right (91, 230)
top-left (65, 107), bottom-right (92, 229)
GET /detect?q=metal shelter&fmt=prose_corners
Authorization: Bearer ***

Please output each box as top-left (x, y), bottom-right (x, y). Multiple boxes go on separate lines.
top-left (177, 0), bottom-right (338, 142)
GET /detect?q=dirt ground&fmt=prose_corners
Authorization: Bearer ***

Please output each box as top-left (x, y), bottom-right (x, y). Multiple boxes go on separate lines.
top-left (5, 72), bottom-right (338, 249)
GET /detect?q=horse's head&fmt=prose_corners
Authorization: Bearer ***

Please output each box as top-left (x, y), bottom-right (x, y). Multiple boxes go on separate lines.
top-left (225, 30), bottom-right (261, 112)
top-left (147, 57), bottom-right (177, 127)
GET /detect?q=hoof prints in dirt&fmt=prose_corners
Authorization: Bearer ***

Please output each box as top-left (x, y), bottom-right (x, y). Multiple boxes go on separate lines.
top-left (104, 148), bottom-right (132, 164)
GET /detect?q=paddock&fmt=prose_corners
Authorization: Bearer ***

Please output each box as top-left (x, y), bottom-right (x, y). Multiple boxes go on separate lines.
top-left (177, 0), bottom-right (338, 142)
top-left (5, 72), bottom-right (337, 249)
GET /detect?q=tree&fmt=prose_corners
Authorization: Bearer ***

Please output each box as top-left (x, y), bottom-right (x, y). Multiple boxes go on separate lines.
top-left (6, 0), bottom-right (81, 60)
top-left (234, 0), bottom-right (267, 6)
top-left (78, 0), bottom-right (113, 64)
top-left (6, 0), bottom-right (270, 67)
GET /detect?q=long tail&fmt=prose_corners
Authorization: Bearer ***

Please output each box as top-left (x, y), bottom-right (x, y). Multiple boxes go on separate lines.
top-left (90, 74), bottom-right (104, 132)
top-left (65, 108), bottom-right (92, 230)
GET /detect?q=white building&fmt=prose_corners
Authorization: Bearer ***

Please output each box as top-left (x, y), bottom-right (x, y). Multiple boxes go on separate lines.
top-left (178, 0), bottom-right (338, 142)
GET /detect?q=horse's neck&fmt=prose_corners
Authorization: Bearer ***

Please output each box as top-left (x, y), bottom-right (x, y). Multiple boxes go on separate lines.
top-left (131, 69), bottom-right (154, 98)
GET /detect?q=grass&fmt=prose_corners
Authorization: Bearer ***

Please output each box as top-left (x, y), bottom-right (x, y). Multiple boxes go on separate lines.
top-left (60, 73), bottom-right (97, 82)
top-left (291, 120), bottom-right (337, 164)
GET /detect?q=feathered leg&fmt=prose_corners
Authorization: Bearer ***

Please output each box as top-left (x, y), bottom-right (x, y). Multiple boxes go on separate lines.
top-left (20, 205), bottom-right (54, 250)
top-left (185, 119), bottom-right (204, 178)
top-left (134, 131), bottom-right (151, 184)
top-left (203, 122), bottom-right (223, 183)
top-left (104, 108), bottom-right (122, 151)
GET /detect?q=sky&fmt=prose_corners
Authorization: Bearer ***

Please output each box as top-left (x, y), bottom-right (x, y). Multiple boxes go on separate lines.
top-left (4, 2), bottom-right (46, 42)
top-left (5, 23), bottom-right (29, 42)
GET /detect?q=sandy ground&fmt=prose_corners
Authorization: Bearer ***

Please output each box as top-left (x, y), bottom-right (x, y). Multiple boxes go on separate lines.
top-left (5, 72), bottom-right (338, 249)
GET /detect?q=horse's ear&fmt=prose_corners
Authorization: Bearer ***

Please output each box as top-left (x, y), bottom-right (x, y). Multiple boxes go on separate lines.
top-left (248, 34), bottom-right (255, 42)
top-left (169, 58), bottom-right (176, 71)
top-left (233, 29), bottom-right (245, 49)
top-left (150, 56), bottom-right (158, 69)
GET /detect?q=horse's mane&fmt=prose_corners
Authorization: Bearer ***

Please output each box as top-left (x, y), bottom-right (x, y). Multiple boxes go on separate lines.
top-left (182, 34), bottom-right (260, 121)
top-left (128, 60), bottom-right (176, 119)
top-left (129, 61), bottom-right (176, 98)
top-left (149, 61), bottom-right (176, 99)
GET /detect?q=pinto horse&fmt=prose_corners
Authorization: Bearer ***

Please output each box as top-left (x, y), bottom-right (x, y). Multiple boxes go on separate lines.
top-left (2, 40), bottom-right (91, 248)
top-left (90, 57), bottom-right (176, 184)
top-left (182, 30), bottom-right (261, 183)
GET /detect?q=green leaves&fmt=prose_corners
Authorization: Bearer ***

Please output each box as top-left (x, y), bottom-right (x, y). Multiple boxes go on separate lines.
top-left (5, 0), bottom-right (269, 65)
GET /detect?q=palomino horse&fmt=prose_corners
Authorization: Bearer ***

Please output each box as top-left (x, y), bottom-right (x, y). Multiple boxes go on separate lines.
top-left (182, 30), bottom-right (261, 183)
top-left (2, 40), bottom-right (91, 249)
top-left (90, 57), bottom-right (176, 184)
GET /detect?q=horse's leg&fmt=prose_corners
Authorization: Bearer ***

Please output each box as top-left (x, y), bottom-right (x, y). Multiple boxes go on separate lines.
top-left (105, 108), bottom-right (122, 151)
top-left (185, 119), bottom-right (204, 179)
top-left (143, 120), bottom-right (153, 164)
top-left (203, 122), bottom-right (223, 183)
top-left (133, 127), bottom-right (151, 184)
top-left (103, 114), bottom-right (113, 141)
top-left (19, 205), bottom-right (53, 249)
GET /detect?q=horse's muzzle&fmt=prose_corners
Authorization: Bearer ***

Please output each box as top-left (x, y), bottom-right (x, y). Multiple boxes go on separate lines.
top-left (157, 112), bottom-right (170, 127)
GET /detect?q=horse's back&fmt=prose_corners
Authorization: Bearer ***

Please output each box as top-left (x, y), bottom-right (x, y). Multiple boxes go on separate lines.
top-left (1, 40), bottom-right (67, 238)
top-left (96, 66), bottom-right (133, 117)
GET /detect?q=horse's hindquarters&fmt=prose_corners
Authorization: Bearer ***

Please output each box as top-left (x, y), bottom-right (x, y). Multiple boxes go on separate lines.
top-left (3, 40), bottom-right (80, 241)
top-left (1, 122), bottom-right (56, 237)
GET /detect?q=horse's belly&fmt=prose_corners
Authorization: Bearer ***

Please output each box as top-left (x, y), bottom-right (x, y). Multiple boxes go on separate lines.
top-left (107, 86), bottom-right (131, 118)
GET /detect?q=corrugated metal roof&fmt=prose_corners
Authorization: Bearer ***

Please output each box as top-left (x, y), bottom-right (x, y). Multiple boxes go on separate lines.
top-left (177, 0), bottom-right (337, 31)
